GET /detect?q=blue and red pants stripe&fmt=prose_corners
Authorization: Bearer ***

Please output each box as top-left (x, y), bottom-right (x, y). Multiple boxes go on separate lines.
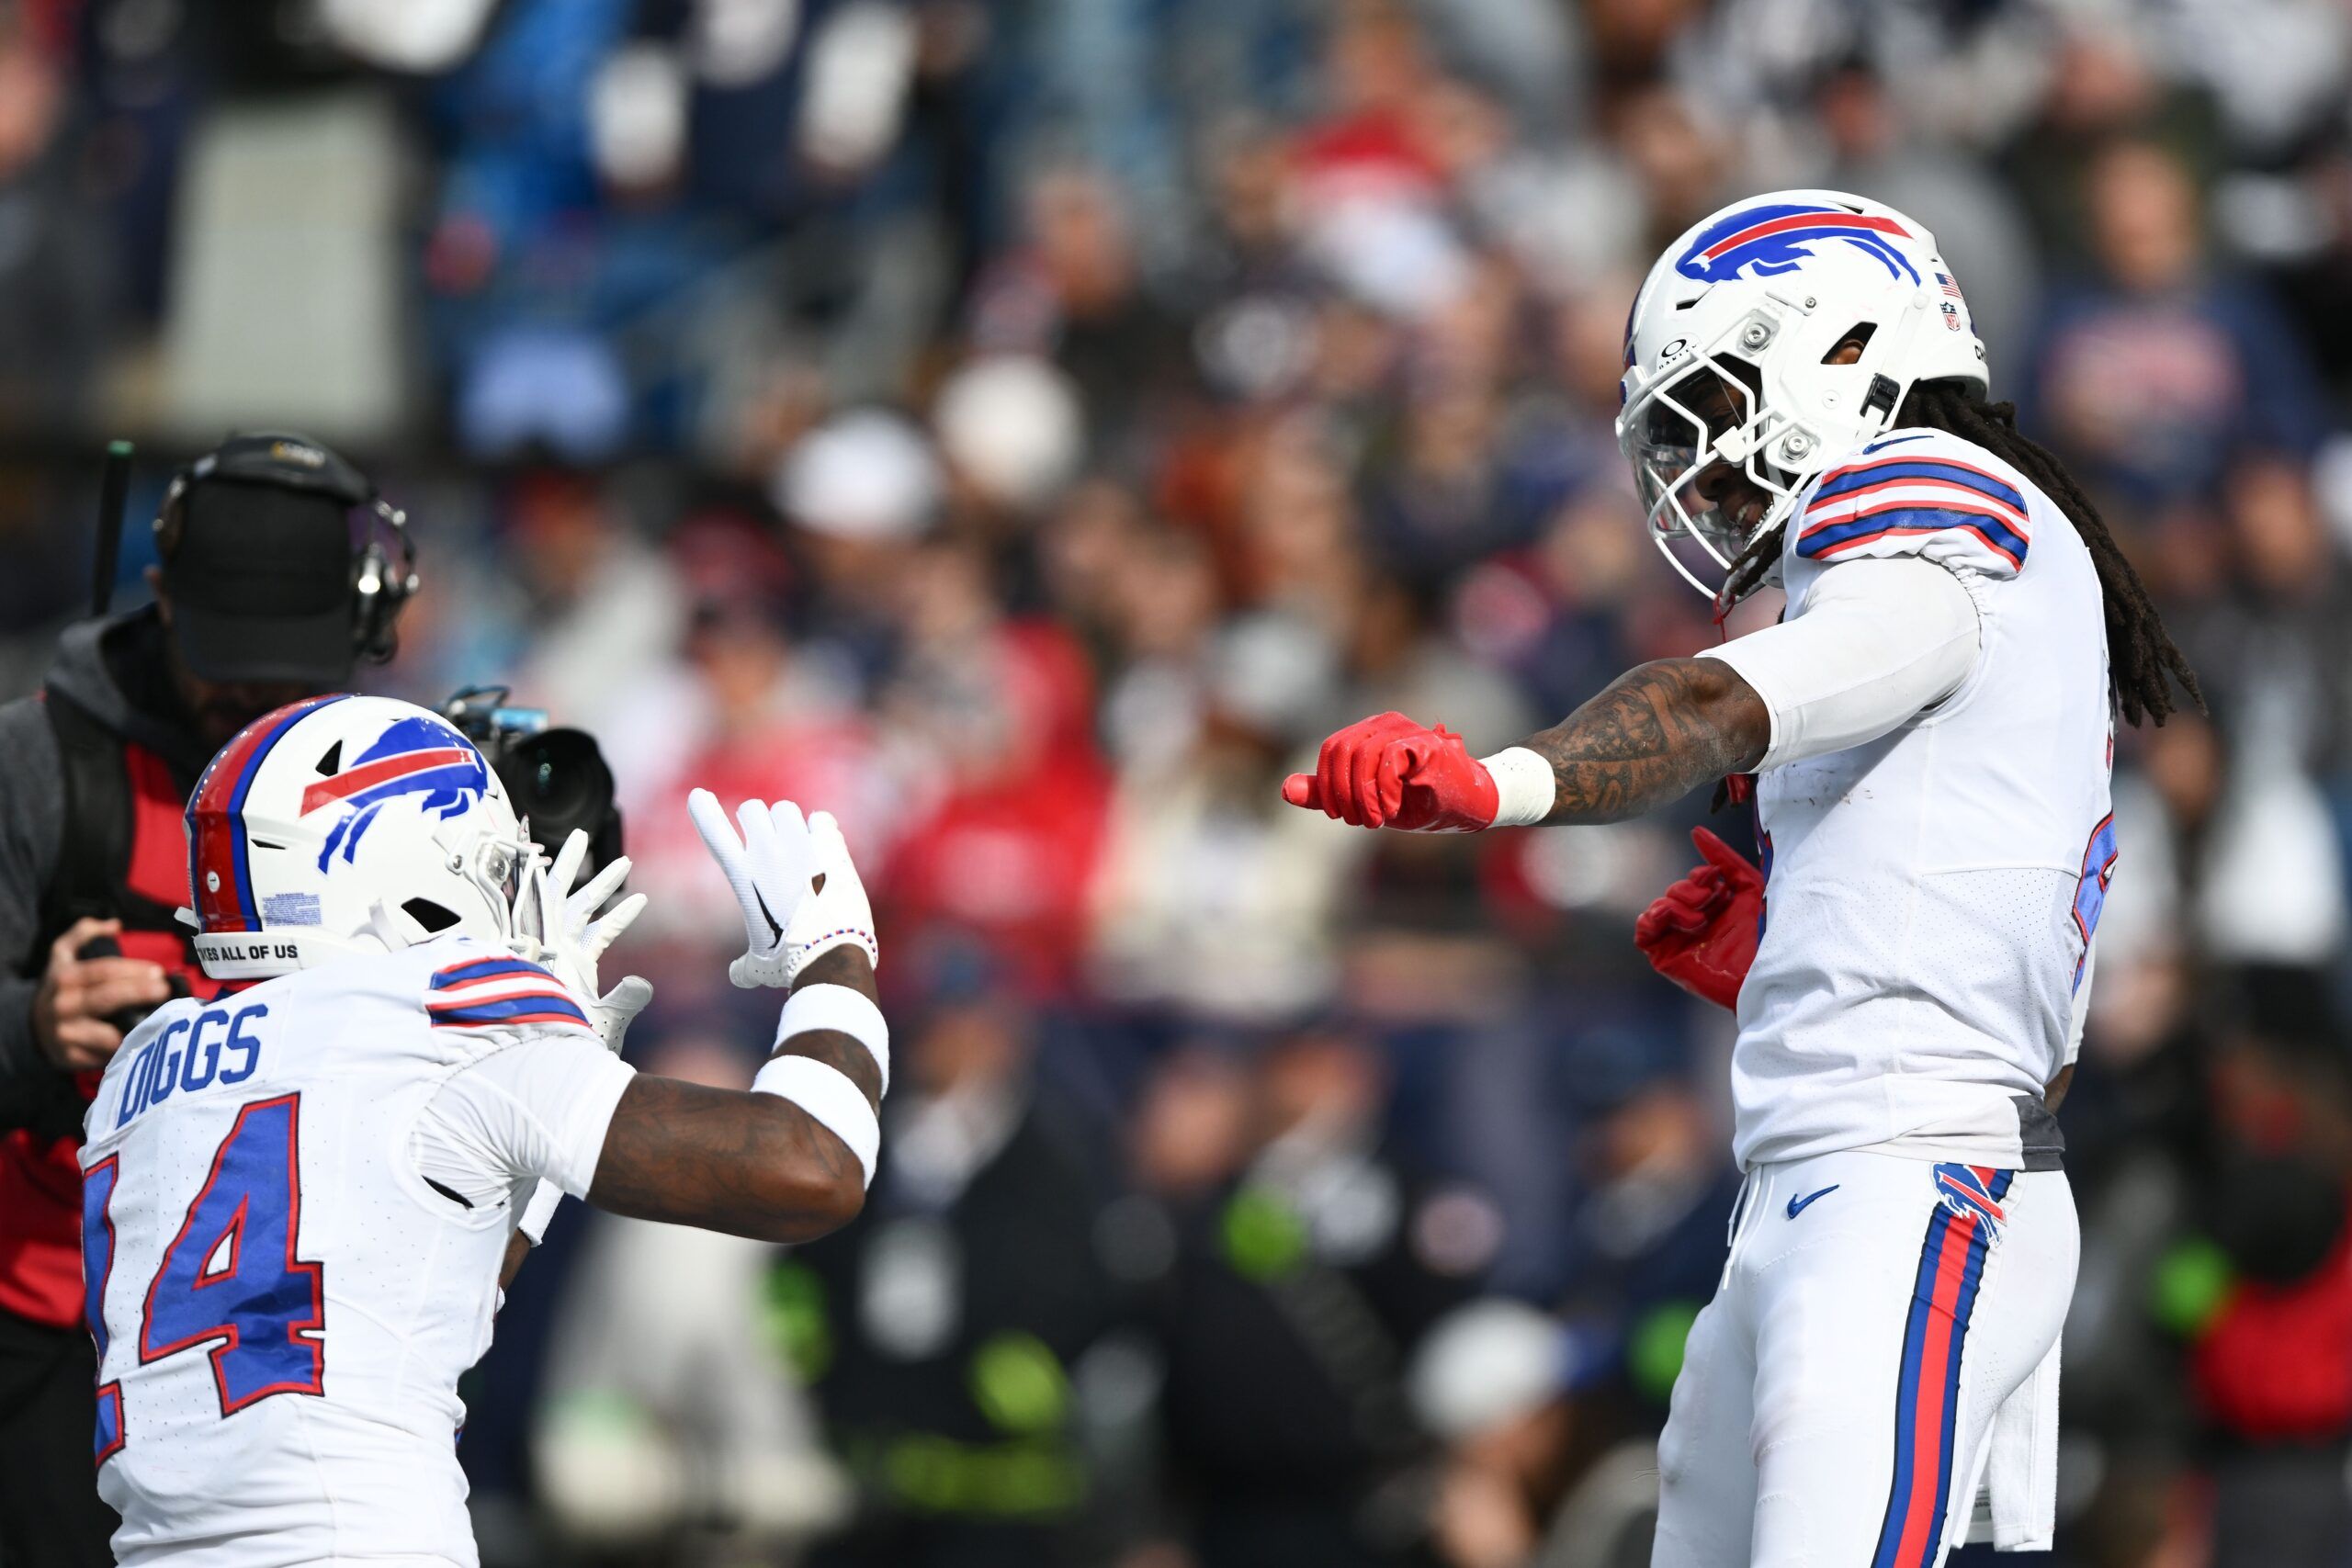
top-left (1870, 1166), bottom-right (2014, 1568)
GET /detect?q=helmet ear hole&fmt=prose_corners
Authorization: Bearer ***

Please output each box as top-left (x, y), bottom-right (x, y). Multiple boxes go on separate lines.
top-left (402, 898), bottom-right (460, 933)
top-left (1823, 322), bottom-right (1877, 363)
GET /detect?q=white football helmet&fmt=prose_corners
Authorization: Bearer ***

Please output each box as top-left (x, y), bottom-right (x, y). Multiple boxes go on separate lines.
top-left (186, 694), bottom-right (535, 979)
top-left (1616, 190), bottom-right (1989, 599)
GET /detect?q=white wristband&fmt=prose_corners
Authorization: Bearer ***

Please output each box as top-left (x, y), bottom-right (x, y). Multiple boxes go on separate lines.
top-left (1480, 747), bottom-right (1555, 828)
top-left (776, 984), bottom-right (890, 1097)
top-left (752, 1055), bottom-right (880, 1189)
top-left (516, 1179), bottom-right (563, 1246)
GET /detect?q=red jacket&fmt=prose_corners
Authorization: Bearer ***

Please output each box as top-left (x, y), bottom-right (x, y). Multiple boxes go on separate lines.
top-left (0, 735), bottom-right (218, 1329)
top-left (2192, 1201), bottom-right (2352, 1441)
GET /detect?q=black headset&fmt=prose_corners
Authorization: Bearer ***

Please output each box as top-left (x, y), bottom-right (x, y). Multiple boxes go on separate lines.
top-left (148, 433), bottom-right (421, 664)
top-left (349, 501), bottom-right (421, 665)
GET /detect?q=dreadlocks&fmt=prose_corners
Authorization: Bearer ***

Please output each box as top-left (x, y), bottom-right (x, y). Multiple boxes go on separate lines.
top-left (1721, 382), bottom-right (2204, 728)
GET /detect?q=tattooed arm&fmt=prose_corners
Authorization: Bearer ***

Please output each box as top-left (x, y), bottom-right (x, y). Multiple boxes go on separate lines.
top-left (587, 945), bottom-right (880, 1244)
top-left (1286, 561), bottom-right (1976, 832)
top-left (1525, 567), bottom-right (1968, 821)
top-left (1521, 659), bottom-right (1770, 825)
top-left (1281, 660), bottom-right (1769, 832)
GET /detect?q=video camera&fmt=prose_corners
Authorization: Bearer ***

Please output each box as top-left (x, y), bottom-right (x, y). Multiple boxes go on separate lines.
top-left (439, 686), bottom-right (625, 880)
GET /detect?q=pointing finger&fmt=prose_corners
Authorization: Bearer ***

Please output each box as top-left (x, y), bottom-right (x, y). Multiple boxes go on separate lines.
top-left (687, 788), bottom-right (743, 865)
top-left (1316, 733), bottom-right (1351, 823)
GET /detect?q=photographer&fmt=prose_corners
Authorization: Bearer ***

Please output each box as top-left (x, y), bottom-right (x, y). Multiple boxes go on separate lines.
top-left (0, 433), bottom-right (412, 1568)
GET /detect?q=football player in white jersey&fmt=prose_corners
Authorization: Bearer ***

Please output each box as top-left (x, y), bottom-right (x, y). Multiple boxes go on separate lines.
top-left (78, 694), bottom-right (893, 1568)
top-left (1283, 193), bottom-right (2202, 1567)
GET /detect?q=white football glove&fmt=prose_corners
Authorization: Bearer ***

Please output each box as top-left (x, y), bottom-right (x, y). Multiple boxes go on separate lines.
top-left (786, 808), bottom-right (877, 984)
top-left (513, 829), bottom-right (652, 1055)
top-left (690, 791), bottom-right (818, 987)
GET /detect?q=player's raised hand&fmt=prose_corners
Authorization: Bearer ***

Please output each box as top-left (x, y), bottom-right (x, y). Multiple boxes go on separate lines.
top-left (543, 829), bottom-right (649, 966)
top-left (783, 809), bottom-right (878, 983)
top-left (689, 790), bottom-right (819, 987)
top-left (1634, 827), bottom-right (1764, 1010)
top-left (1281, 713), bottom-right (1503, 832)
top-left (514, 829), bottom-right (651, 1053)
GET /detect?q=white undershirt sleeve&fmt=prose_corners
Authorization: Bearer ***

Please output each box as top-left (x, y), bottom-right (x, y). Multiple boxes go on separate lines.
top-left (1698, 555), bottom-right (1983, 771)
top-left (413, 1033), bottom-right (639, 1212)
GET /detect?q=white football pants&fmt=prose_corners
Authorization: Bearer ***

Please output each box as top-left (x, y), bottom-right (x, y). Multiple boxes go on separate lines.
top-left (1652, 1147), bottom-right (2077, 1568)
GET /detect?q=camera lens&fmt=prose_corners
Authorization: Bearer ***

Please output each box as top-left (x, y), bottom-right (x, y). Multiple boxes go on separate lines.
top-left (493, 728), bottom-right (624, 876)
top-left (510, 730), bottom-right (600, 821)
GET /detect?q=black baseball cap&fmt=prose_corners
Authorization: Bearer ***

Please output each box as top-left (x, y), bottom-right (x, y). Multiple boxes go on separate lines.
top-left (161, 434), bottom-right (371, 685)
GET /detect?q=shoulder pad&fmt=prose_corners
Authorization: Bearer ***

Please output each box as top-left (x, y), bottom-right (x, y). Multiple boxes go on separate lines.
top-left (1791, 429), bottom-right (2031, 580)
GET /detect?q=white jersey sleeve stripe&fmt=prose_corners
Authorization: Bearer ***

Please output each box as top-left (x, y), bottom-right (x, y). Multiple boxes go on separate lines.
top-left (1801, 505), bottom-right (2028, 571)
top-left (426, 991), bottom-right (592, 1031)
top-left (1804, 478), bottom-right (2031, 534)
top-left (424, 953), bottom-right (594, 1032)
top-left (1798, 449), bottom-right (2032, 571)
top-left (1808, 450), bottom-right (2030, 516)
top-left (428, 955), bottom-right (552, 989)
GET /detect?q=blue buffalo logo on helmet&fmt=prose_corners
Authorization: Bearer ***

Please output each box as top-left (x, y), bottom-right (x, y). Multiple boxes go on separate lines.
top-left (1674, 202), bottom-right (1919, 287)
top-left (301, 715), bottom-right (492, 870)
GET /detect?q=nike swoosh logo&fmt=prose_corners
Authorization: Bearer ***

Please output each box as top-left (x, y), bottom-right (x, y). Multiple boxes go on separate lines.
top-left (1785, 1184), bottom-right (1839, 1219)
top-left (752, 890), bottom-right (784, 945)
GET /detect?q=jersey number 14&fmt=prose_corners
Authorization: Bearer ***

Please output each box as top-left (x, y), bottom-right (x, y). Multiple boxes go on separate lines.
top-left (83, 1092), bottom-right (326, 1464)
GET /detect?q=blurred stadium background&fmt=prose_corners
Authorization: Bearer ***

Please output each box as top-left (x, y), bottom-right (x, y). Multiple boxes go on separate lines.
top-left (6, 0), bottom-right (2352, 1563)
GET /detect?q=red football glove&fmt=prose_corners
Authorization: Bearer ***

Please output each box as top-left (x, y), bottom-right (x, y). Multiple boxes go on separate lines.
top-left (1634, 827), bottom-right (1764, 1010)
top-left (1280, 712), bottom-right (1499, 832)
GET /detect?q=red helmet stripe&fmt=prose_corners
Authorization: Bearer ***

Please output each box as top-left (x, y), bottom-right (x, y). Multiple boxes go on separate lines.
top-left (1700, 209), bottom-right (1907, 262)
top-left (187, 695), bottom-right (350, 931)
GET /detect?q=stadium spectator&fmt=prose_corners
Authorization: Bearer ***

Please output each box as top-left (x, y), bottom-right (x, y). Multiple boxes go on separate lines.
top-left (2028, 139), bottom-right (2331, 506)
top-left (777, 949), bottom-right (1136, 1568)
top-left (1136, 1028), bottom-right (1482, 1568)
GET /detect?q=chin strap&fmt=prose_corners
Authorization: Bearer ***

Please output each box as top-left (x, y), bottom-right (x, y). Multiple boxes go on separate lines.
top-left (1709, 571), bottom-right (1758, 812)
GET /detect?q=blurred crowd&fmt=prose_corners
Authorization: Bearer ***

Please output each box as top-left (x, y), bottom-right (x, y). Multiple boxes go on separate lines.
top-left (9, 0), bottom-right (2352, 1563)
